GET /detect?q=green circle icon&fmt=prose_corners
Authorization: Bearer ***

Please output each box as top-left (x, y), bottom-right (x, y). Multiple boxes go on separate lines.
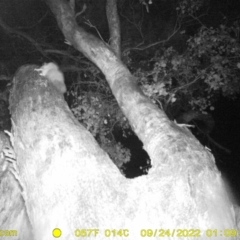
top-left (52, 228), bottom-right (62, 238)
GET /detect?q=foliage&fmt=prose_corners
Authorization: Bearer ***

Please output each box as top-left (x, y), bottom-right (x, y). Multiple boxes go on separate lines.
top-left (100, 138), bottom-right (131, 171)
top-left (69, 69), bottom-right (131, 172)
top-left (133, 23), bottom-right (240, 114)
top-left (176, 0), bottom-right (207, 15)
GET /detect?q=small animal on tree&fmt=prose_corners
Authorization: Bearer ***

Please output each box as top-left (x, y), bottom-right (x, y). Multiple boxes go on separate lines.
top-left (35, 62), bottom-right (67, 94)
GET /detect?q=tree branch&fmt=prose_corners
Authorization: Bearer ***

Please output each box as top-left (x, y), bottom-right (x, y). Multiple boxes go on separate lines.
top-left (0, 18), bottom-right (48, 58)
top-left (106, 0), bottom-right (121, 58)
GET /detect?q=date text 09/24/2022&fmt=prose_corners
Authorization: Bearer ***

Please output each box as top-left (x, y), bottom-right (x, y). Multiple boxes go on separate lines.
top-left (73, 228), bottom-right (239, 238)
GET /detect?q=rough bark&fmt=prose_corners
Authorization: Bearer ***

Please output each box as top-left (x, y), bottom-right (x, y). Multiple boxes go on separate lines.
top-left (106, 0), bottom-right (121, 58)
top-left (8, 63), bottom-right (236, 239)
top-left (44, 0), bottom-right (237, 220)
top-left (0, 131), bottom-right (33, 240)
top-left (45, 0), bottom-right (237, 235)
top-left (8, 65), bottom-right (125, 239)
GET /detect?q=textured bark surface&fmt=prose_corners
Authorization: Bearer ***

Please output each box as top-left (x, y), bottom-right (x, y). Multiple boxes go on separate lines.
top-left (6, 60), bottom-right (236, 240)
top-left (8, 65), bottom-right (125, 239)
top-left (106, 0), bottom-right (121, 58)
top-left (44, 0), bottom-right (237, 237)
top-left (0, 132), bottom-right (33, 240)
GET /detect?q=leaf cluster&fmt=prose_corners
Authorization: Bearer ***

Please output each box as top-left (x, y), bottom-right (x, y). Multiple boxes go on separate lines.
top-left (133, 23), bottom-right (240, 114)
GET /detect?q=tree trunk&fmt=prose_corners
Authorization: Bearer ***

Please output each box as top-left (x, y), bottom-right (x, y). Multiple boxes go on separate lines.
top-left (44, 0), bottom-right (236, 230)
top-left (7, 63), bottom-right (236, 240)
top-left (0, 131), bottom-right (33, 240)
top-left (9, 65), bottom-right (133, 239)
top-left (0, 0), bottom-right (237, 239)
top-left (106, 0), bottom-right (121, 58)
